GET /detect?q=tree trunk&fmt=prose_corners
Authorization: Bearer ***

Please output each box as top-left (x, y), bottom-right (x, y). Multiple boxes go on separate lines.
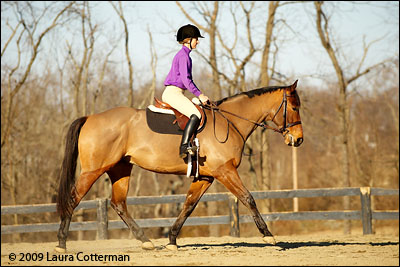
top-left (257, 1), bottom-right (279, 215)
top-left (260, 1), bottom-right (279, 87)
top-left (315, 1), bottom-right (351, 234)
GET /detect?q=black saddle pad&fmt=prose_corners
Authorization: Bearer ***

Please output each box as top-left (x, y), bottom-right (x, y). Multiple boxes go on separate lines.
top-left (146, 108), bottom-right (183, 135)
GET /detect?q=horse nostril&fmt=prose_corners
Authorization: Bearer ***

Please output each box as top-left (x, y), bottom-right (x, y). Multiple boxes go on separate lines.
top-left (296, 138), bottom-right (303, 146)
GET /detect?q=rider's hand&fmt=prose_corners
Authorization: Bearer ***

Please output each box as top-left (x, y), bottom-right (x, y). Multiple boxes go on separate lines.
top-left (199, 94), bottom-right (210, 104)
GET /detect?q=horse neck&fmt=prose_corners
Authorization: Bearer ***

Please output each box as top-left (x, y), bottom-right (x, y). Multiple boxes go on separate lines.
top-left (218, 92), bottom-right (279, 140)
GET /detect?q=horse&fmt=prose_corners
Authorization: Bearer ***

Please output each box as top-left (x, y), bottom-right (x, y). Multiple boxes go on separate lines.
top-left (55, 80), bottom-right (303, 252)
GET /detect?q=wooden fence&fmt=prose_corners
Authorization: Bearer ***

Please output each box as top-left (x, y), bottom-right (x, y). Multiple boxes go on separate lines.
top-left (1, 187), bottom-right (399, 239)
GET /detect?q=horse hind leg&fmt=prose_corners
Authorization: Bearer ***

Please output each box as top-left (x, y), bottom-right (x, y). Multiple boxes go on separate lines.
top-left (55, 168), bottom-right (105, 253)
top-left (55, 216), bottom-right (71, 253)
top-left (107, 160), bottom-right (154, 250)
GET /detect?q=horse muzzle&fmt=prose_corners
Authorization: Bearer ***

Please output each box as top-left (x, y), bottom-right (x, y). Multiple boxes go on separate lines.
top-left (285, 134), bottom-right (303, 147)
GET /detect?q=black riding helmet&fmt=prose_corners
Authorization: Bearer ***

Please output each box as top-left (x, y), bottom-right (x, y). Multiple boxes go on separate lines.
top-left (176, 24), bottom-right (204, 42)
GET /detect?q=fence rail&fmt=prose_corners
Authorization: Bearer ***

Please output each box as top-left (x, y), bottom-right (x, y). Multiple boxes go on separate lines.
top-left (1, 187), bottom-right (398, 238)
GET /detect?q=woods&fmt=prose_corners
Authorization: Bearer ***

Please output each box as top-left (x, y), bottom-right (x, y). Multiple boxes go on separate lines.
top-left (1, 1), bottom-right (398, 243)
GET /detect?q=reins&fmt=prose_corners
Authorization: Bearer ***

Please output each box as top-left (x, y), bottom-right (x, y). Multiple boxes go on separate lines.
top-left (203, 102), bottom-right (246, 144)
top-left (201, 89), bottom-right (302, 144)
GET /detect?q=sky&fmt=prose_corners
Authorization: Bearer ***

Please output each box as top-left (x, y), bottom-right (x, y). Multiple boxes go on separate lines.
top-left (1, 1), bottom-right (399, 92)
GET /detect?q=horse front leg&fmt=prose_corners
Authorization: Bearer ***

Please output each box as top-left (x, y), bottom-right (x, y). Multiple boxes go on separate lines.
top-left (167, 176), bottom-right (214, 251)
top-left (213, 160), bottom-right (276, 245)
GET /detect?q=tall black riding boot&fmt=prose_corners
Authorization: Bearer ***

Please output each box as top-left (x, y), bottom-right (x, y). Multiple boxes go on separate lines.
top-left (179, 114), bottom-right (200, 158)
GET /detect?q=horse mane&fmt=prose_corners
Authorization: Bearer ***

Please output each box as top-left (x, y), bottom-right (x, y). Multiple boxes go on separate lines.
top-left (215, 85), bottom-right (288, 106)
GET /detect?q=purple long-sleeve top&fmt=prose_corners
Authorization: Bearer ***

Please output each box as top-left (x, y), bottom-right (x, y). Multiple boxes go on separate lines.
top-left (164, 45), bottom-right (202, 97)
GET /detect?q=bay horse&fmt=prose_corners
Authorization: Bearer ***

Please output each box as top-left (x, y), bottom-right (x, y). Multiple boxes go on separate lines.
top-left (55, 80), bottom-right (303, 252)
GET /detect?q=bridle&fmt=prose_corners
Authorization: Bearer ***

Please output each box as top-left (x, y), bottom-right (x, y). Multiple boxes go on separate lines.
top-left (201, 89), bottom-right (302, 143)
top-left (269, 89), bottom-right (302, 134)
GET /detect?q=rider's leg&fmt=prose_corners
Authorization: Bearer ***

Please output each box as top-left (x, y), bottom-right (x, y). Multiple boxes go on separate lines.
top-left (179, 114), bottom-right (200, 158)
top-left (162, 86), bottom-right (202, 158)
top-left (162, 86), bottom-right (201, 119)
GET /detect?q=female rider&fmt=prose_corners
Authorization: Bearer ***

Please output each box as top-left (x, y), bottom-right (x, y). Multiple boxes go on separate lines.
top-left (162, 24), bottom-right (210, 158)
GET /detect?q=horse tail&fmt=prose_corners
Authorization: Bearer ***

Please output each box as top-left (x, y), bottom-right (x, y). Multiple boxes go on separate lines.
top-left (57, 116), bottom-right (88, 220)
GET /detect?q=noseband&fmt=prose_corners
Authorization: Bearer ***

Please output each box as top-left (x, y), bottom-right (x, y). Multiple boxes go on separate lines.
top-left (202, 89), bottom-right (302, 143)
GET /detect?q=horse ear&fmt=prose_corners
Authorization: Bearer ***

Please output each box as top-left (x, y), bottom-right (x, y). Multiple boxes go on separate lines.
top-left (290, 80), bottom-right (298, 91)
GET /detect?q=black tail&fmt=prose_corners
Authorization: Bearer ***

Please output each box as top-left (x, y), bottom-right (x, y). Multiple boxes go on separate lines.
top-left (56, 116), bottom-right (87, 220)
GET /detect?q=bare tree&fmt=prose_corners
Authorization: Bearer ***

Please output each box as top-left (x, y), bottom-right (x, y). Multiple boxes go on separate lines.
top-left (257, 0), bottom-right (280, 197)
top-left (91, 39), bottom-right (119, 114)
top-left (176, 1), bottom-right (222, 99)
top-left (110, 1), bottom-right (134, 107)
top-left (215, 2), bottom-right (257, 95)
top-left (1, 1), bottom-right (73, 147)
top-left (259, 1), bottom-right (280, 87)
top-left (0, 3), bottom-right (73, 241)
top-left (314, 1), bottom-right (389, 234)
top-left (66, 2), bottom-right (98, 117)
top-left (137, 26), bottom-right (158, 109)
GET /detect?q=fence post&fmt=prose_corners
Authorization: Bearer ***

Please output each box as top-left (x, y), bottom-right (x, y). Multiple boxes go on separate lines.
top-left (360, 187), bottom-right (372, 235)
top-left (96, 198), bottom-right (108, 240)
top-left (228, 195), bottom-right (240, 237)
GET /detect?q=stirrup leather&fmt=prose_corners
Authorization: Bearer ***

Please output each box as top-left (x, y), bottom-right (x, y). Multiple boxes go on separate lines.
top-left (180, 144), bottom-right (198, 158)
top-left (186, 138), bottom-right (200, 178)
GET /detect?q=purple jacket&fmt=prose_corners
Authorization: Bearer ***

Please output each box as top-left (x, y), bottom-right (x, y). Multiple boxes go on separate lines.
top-left (164, 46), bottom-right (202, 97)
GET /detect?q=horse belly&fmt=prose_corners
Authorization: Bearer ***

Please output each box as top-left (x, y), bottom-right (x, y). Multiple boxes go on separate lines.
top-left (127, 145), bottom-right (188, 175)
top-left (125, 123), bottom-right (188, 174)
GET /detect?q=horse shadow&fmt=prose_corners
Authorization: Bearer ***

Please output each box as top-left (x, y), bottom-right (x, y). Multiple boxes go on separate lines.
top-left (177, 240), bottom-right (399, 251)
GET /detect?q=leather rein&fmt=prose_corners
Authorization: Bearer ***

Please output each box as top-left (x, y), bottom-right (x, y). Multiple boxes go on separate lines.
top-left (201, 89), bottom-right (302, 143)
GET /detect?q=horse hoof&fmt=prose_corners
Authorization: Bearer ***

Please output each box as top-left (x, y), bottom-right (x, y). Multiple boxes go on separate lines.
top-left (165, 244), bottom-right (178, 251)
top-left (54, 246), bottom-right (67, 253)
top-left (263, 236), bottom-right (276, 245)
top-left (141, 241), bottom-right (155, 250)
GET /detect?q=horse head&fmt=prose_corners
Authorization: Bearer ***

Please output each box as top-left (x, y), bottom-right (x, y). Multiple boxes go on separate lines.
top-left (270, 80), bottom-right (303, 147)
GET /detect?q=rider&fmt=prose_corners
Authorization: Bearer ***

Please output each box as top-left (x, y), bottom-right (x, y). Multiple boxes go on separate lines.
top-left (162, 24), bottom-right (210, 158)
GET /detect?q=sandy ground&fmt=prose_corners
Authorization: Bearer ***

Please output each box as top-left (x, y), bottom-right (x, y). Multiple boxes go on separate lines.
top-left (1, 234), bottom-right (399, 266)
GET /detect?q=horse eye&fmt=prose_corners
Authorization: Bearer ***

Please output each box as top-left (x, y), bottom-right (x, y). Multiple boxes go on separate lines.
top-left (292, 107), bottom-right (299, 112)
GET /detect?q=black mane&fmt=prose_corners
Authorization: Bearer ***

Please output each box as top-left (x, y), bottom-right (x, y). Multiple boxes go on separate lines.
top-left (215, 85), bottom-right (287, 106)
